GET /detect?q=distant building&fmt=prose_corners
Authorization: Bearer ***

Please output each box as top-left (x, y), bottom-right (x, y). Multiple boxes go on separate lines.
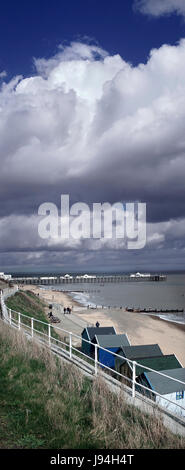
top-left (137, 368), bottom-right (185, 418)
top-left (76, 274), bottom-right (96, 280)
top-left (129, 272), bottom-right (166, 281)
top-left (81, 326), bottom-right (116, 357)
top-left (92, 333), bottom-right (131, 369)
top-left (130, 272), bottom-right (151, 278)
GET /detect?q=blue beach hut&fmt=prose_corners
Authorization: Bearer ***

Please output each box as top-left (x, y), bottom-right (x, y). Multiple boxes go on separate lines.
top-left (93, 333), bottom-right (131, 369)
top-left (81, 326), bottom-right (116, 357)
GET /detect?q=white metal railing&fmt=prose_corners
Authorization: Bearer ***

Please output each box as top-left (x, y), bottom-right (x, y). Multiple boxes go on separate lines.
top-left (1, 289), bottom-right (185, 421)
top-left (0, 286), bottom-right (18, 322)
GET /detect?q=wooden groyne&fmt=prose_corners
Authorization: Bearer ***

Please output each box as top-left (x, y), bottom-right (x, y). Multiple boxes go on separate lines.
top-left (126, 307), bottom-right (184, 313)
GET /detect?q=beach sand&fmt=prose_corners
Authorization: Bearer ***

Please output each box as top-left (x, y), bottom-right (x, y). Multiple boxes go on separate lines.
top-left (21, 285), bottom-right (80, 309)
top-left (20, 284), bottom-right (185, 367)
top-left (75, 307), bottom-right (185, 366)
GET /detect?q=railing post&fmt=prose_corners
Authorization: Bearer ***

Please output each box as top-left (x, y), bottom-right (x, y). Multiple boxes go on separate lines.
top-left (18, 312), bottom-right (21, 330)
top-left (132, 361), bottom-right (136, 398)
top-left (69, 332), bottom-right (72, 359)
top-left (31, 318), bottom-right (34, 338)
top-left (95, 344), bottom-right (98, 376)
top-left (48, 324), bottom-right (51, 347)
top-left (9, 308), bottom-right (12, 325)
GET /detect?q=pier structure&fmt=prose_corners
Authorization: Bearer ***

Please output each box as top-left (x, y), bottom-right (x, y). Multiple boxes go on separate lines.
top-left (12, 273), bottom-right (166, 286)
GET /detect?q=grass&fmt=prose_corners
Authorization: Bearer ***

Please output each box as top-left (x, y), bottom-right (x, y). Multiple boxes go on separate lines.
top-left (0, 322), bottom-right (97, 449)
top-left (0, 321), bottom-right (185, 449)
top-left (5, 290), bottom-right (94, 362)
top-left (6, 290), bottom-right (60, 342)
top-left (6, 290), bottom-right (48, 324)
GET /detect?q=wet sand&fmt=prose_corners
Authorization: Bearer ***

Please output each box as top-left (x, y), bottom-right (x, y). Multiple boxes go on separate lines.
top-left (20, 284), bottom-right (185, 367)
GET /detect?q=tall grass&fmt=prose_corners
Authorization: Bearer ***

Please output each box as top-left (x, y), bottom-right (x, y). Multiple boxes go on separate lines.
top-left (0, 321), bottom-right (185, 449)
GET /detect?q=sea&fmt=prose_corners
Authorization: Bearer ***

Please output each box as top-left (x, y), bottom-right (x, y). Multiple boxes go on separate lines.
top-left (45, 274), bottom-right (185, 326)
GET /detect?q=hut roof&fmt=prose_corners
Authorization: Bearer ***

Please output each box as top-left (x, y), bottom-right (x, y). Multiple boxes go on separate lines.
top-left (136, 354), bottom-right (182, 377)
top-left (120, 344), bottom-right (163, 361)
top-left (94, 333), bottom-right (130, 349)
top-left (143, 368), bottom-right (185, 395)
top-left (82, 326), bottom-right (116, 342)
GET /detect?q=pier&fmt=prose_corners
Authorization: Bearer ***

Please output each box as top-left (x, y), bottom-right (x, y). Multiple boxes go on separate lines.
top-left (12, 273), bottom-right (167, 285)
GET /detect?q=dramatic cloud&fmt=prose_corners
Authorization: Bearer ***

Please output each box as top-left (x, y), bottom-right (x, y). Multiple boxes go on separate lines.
top-left (0, 208), bottom-right (185, 271)
top-left (134, 0), bottom-right (185, 18)
top-left (0, 40), bottom-right (185, 269)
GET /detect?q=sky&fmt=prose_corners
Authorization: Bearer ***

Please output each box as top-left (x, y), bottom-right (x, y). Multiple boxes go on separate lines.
top-left (0, 0), bottom-right (185, 273)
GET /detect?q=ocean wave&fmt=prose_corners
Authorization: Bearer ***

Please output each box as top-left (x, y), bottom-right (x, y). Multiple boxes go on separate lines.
top-left (69, 291), bottom-right (97, 308)
top-left (140, 311), bottom-right (185, 325)
top-left (157, 314), bottom-right (185, 325)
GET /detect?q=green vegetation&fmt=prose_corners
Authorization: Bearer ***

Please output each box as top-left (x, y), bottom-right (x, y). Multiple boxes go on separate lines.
top-left (5, 290), bottom-right (94, 361)
top-left (6, 290), bottom-right (48, 325)
top-left (0, 321), bottom-right (185, 449)
top-left (0, 322), bottom-right (93, 449)
top-left (6, 290), bottom-right (59, 342)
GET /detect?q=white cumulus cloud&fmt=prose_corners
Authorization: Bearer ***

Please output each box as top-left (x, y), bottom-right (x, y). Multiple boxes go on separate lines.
top-left (134, 0), bottom-right (185, 18)
top-left (0, 39), bottom-right (185, 267)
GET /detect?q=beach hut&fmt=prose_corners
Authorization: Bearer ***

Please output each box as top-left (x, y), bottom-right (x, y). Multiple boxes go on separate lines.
top-left (136, 354), bottom-right (182, 377)
top-left (137, 368), bottom-right (185, 418)
top-left (81, 326), bottom-right (116, 357)
top-left (92, 333), bottom-right (131, 369)
top-left (136, 354), bottom-right (182, 392)
top-left (115, 344), bottom-right (163, 382)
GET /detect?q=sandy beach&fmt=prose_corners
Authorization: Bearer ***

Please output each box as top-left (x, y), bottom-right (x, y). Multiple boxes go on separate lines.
top-left (21, 284), bottom-right (185, 367)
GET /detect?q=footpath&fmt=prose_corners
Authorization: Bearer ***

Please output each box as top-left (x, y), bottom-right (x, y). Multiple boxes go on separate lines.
top-left (47, 301), bottom-right (93, 341)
